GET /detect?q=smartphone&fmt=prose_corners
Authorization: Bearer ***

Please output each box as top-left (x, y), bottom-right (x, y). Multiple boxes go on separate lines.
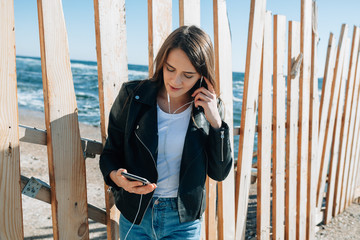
top-left (121, 172), bottom-right (151, 185)
top-left (190, 76), bottom-right (208, 111)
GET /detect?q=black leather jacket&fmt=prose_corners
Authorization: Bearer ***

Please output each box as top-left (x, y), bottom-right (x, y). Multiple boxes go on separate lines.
top-left (99, 79), bottom-right (232, 225)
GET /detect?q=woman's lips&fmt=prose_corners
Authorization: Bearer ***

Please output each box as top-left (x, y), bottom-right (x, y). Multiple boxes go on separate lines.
top-left (169, 85), bottom-right (181, 91)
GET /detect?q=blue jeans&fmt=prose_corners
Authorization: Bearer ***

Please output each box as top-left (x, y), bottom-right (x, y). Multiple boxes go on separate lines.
top-left (119, 197), bottom-right (202, 240)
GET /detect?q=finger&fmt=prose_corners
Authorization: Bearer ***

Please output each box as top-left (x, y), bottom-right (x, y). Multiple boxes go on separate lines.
top-left (191, 87), bottom-right (215, 98)
top-left (133, 183), bottom-right (157, 194)
top-left (194, 92), bottom-right (212, 105)
top-left (203, 77), bottom-right (215, 94)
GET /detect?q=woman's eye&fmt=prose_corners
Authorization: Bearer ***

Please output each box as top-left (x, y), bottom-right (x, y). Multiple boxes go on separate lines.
top-left (184, 74), bottom-right (193, 79)
top-left (166, 66), bottom-right (175, 72)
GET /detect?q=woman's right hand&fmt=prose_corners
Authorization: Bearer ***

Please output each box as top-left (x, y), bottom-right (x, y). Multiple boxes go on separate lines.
top-left (109, 168), bottom-right (157, 195)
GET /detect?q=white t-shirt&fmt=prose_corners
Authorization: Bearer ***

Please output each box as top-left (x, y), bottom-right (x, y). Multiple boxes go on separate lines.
top-left (153, 103), bottom-right (192, 198)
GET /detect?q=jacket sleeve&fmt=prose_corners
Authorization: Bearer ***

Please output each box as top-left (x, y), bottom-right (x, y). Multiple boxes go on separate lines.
top-left (206, 99), bottom-right (233, 181)
top-left (99, 83), bottom-right (130, 189)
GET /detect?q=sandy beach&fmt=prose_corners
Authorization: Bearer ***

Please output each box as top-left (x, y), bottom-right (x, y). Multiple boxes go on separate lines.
top-left (18, 107), bottom-right (360, 239)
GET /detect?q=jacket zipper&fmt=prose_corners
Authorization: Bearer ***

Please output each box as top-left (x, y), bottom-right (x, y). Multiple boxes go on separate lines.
top-left (220, 130), bottom-right (224, 162)
top-left (134, 130), bottom-right (157, 222)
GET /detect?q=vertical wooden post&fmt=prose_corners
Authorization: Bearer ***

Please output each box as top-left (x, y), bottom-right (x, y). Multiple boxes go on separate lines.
top-left (94, 0), bottom-right (128, 239)
top-left (298, 0), bottom-right (312, 239)
top-left (0, 0), bottom-right (24, 239)
top-left (338, 26), bottom-right (360, 212)
top-left (235, 0), bottom-right (266, 239)
top-left (257, 11), bottom-right (272, 240)
top-left (286, 20), bottom-right (300, 240)
top-left (37, 0), bottom-right (89, 238)
top-left (148, 0), bottom-right (172, 76)
top-left (179, 0), bottom-right (200, 27)
top-left (345, 51), bottom-right (360, 207)
top-left (321, 25), bottom-right (348, 223)
top-left (307, 2), bottom-right (319, 238)
top-left (213, 0), bottom-right (235, 239)
top-left (332, 35), bottom-right (351, 216)
top-left (272, 14), bottom-right (286, 240)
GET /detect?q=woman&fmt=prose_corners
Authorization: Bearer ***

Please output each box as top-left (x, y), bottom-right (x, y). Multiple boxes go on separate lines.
top-left (99, 25), bottom-right (232, 240)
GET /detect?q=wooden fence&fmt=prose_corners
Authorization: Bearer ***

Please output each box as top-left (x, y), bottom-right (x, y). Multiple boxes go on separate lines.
top-left (1, 0), bottom-right (360, 239)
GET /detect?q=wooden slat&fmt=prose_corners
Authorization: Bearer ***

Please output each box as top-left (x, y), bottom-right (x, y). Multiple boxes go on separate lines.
top-left (332, 35), bottom-right (351, 217)
top-left (148, 0), bottom-right (172, 76)
top-left (297, 1), bottom-right (312, 239)
top-left (20, 175), bottom-right (106, 225)
top-left (316, 24), bottom-right (348, 221)
top-left (338, 27), bottom-right (360, 212)
top-left (213, 0), bottom-right (235, 239)
top-left (0, 0), bottom-right (24, 238)
top-left (321, 34), bottom-right (340, 224)
top-left (347, 64), bottom-right (360, 204)
top-left (235, 0), bottom-right (266, 239)
top-left (18, 125), bottom-right (103, 156)
top-left (37, 0), bottom-right (89, 238)
top-left (94, 0), bottom-right (128, 239)
top-left (205, 177), bottom-right (217, 240)
top-left (272, 14), bottom-right (286, 240)
top-left (286, 20), bottom-right (300, 240)
top-left (179, 0), bottom-right (200, 26)
top-left (257, 11), bottom-right (272, 240)
top-left (307, 2), bottom-right (319, 238)
top-left (317, 33), bottom-right (337, 182)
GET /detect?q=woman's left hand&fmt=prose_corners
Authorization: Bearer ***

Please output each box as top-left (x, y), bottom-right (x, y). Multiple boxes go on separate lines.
top-left (191, 77), bottom-right (222, 129)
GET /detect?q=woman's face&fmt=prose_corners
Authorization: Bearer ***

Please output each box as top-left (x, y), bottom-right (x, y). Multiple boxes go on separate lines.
top-left (162, 48), bottom-right (201, 100)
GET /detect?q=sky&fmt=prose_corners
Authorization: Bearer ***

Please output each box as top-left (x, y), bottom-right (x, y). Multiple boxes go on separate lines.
top-left (13, 0), bottom-right (360, 75)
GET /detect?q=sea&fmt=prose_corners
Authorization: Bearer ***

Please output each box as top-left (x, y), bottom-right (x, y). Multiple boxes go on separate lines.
top-left (16, 55), bottom-right (323, 161)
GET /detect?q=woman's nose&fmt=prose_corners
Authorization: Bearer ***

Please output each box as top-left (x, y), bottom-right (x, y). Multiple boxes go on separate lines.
top-left (174, 74), bottom-right (182, 85)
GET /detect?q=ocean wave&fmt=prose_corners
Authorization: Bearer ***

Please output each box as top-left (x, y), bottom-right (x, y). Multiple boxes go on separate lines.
top-left (71, 63), bottom-right (98, 71)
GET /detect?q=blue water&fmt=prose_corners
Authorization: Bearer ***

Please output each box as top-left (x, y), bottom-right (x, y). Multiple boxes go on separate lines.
top-left (16, 55), bottom-right (323, 161)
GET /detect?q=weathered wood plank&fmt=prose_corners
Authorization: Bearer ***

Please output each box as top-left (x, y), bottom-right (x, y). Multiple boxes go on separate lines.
top-left (0, 0), bottom-right (24, 238)
top-left (205, 177), bottom-right (217, 240)
top-left (316, 24), bottom-right (348, 221)
top-left (257, 11), bottom-right (272, 240)
top-left (322, 34), bottom-right (340, 224)
top-left (338, 26), bottom-right (360, 212)
top-left (213, 0), bottom-right (235, 239)
top-left (235, 0), bottom-right (266, 239)
top-left (286, 20), bottom-right (300, 240)
top-left (272, 14), bottom-right (286, 240)
top-left (179, 0), bottom-right (200, 26)
top-left (148, 0), bottom-right (172, 76)
top-left (37, 0), bottom-right (89, 238)
top-left (20, 175), bottom-right (106, 225)
top-left (347, 61), bottom-right (360, 204)
top-left (332, 35), bottom-right (351, 217)
top-left (297, 0), bottom-right (312, 238)
top-left (317, 33), bottom-right (337, 182)
top-left (18, 125), bottom-right (103, 156)
top-left (94, 1), bottom-right (128, 238)
top-left (307, 2), bottom-right (319, 238)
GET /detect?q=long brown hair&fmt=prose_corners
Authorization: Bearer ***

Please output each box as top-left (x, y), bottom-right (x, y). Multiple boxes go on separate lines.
top-left (151, 25), bottom-right (217, 96)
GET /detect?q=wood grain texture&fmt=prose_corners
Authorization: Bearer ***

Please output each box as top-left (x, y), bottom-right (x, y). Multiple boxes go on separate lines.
top-left (272, 14), bottom-right (286, 240)
top-left (297, 1), bottom-right (312, 238)
top-left (338, 27), bottom-right (360, 213)
top-left (213, 0), bottom-right (235, 239)
top-left (0, 0), bottom-right (24, 238)
top-left (286, 20), bottom-right (300, 240)
top-left (307, 2), bottom-right (319, 238)
top-left (320, 34), bottom-right (337, 223)
top-left (37, 0), bottom-right (89, 238)
top-left (256, 11), bottom-right (272, 240)
top-left (148, 0), bottom-right (172, 76)
top-left (179, 0), bottom-right (200, 26)
top-left (316, 24), bottom-right (348, 211)
top-left (235, 0), bottom-right (266, 239)
top-left (20, 175), bottom-right (106, 225)
top-left (94, 0), bottom-right (128, 238)
top-left (331, 35), bottom-right (351, 217)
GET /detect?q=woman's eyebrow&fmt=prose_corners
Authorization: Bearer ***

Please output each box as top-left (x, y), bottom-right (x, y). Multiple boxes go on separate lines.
top-left (165, 62), bottom-right (196, 74)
